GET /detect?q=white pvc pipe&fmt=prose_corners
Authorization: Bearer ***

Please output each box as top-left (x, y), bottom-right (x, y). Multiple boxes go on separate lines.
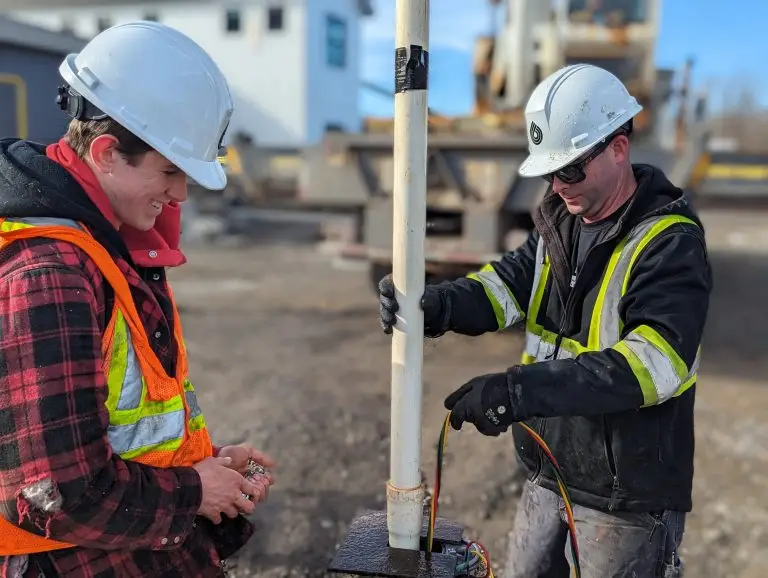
top-left (386, 0), bottom-right (429, 552)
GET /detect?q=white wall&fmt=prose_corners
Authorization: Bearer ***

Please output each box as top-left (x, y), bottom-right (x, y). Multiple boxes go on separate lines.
top-left (154, 2), bottom-right (308, 146)
top-left (8, 0), bottom-right (368, 147)
top-left (304, 0), bottom-right (363, 142)
top-left (8, 1), bottom-right (309, 146)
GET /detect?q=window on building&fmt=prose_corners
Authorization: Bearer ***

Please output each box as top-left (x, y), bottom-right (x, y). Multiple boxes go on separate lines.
top-left (326, 14), bottom-right (346, 69)
top-left (267, 6), bottom-right (284, 30)
top-left (225, 8), bottom-right (241, 33)
top-left (143, 12), bottom-right (159, 22)
top-left (96, 16), bottom-right (112, 32)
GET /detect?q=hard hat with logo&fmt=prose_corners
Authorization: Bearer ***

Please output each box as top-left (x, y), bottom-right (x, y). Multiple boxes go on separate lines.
top-left (518, 63), bottom-right (643, 178)
top-left (57, 21), bottom-right (233, 190)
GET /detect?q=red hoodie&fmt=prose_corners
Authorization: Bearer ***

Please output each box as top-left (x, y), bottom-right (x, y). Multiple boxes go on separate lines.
top-left (45, 139), bottom-right (186, 268)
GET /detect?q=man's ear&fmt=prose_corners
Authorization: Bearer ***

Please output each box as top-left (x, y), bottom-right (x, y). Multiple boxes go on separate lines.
top-left (611, 134), bottom-right (631, 164)
top-left (88, 135), bottom-right (121, 174)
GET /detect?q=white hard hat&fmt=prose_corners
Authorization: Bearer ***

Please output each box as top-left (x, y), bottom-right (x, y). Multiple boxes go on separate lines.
top-left (518, 63), bottom-right (643, 178)
top-left (58, 21), bottom-right (233, 190)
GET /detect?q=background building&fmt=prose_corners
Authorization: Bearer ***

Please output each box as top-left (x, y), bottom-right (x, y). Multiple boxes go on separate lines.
top-left (0, 16), bottom-right (84, 143)
top-left (3, 0), bottom-right (374, 147)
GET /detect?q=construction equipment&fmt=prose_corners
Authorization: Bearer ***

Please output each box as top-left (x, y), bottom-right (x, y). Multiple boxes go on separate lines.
top-left (209, 0), bottom-right (767, 288)
top-left (291, 0), bottom-right (710, 289)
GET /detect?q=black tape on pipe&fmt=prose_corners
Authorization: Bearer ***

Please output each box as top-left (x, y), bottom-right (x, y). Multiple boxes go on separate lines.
top-left (395, 44), bottom-right (429, 93)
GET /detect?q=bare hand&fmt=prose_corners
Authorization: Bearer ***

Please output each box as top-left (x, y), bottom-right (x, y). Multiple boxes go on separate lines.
top-left (217, 444), bottom-right (276, 475)
top-left (192, 456), bottom-right (262, 524)
top-left (218, 444), bottom-right (276, 495)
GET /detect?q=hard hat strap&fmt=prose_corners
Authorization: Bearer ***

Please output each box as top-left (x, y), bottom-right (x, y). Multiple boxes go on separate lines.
top-left (55, 85), bottom-right (109, 122)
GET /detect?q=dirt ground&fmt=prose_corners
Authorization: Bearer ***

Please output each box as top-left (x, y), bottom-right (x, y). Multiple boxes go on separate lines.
top-left (169, 207), bottom-right (768, 578)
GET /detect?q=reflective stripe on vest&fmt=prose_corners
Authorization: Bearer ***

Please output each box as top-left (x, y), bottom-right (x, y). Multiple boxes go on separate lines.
top-left (0, 216), bottom-right (212, 556)
top-left (466, 264), bottom-right (525, 329)
top-left (520, 215), bottom-right (701, 407)
top-left (102, 307), bottom-right (198, 459)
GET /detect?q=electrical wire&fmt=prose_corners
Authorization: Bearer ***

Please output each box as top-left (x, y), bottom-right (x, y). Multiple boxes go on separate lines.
top-left (518, 422), bottom-right (580, 577)
top-left (427, 413), bottom-right (581, 578)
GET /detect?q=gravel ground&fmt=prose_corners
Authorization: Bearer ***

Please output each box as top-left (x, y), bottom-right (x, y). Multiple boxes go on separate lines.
top-left (169, 207), bottom-right (768, 578)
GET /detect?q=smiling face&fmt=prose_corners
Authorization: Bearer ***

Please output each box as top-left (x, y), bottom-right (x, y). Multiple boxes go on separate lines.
top-left (87, 135), bottom-right (188, 231)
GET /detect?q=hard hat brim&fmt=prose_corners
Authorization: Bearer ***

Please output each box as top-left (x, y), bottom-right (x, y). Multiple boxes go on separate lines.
top-left (518, 149), bottom-right (584, 178)
top-left (175, 156), bottom-right (228, 190)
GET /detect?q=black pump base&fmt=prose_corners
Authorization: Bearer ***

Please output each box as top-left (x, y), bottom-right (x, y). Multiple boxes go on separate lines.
top-left (327, 510), bottom-right (465, 578)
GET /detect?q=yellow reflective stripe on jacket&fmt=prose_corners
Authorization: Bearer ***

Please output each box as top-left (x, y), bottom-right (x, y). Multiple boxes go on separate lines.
top-left (466, 264), bottom-right (524, 329)
top-left (521, 237), bottom-right (587, 364)
top-left (590, 214), bottom-right (700, 405)
top-left (0, 217), bottom-right (87, 232)
top-left (612, 325), bottom-right (700, 406)
top-left (521, 239), bottom-right (549, 364)
top-left (522, 214), bottom-right (701, 406)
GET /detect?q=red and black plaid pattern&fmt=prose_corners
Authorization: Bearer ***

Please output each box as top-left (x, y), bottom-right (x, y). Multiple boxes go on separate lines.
top-left (0, 236), bottom-right (252, 577)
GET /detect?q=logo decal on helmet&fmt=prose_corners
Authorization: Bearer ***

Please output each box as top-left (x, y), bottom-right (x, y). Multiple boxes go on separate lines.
top-left (530, 122), bottom-right (543, 146)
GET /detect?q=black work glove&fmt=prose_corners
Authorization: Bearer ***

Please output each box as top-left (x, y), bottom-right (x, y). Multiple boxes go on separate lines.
top-left (378, 274), bottom-right (448, 337)
top-left (444, 372), bottom-right (515, 436)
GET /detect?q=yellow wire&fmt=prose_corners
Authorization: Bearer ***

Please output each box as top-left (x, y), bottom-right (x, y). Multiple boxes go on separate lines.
top-left (427, 414), bottom-right (451, 553)
top-left (474, 546), bottom-right (494, 578)
top-left (431, 414), bottom-right (576, 578)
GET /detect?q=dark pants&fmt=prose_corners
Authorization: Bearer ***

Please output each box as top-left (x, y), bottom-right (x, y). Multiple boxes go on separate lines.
top-left (503, 480), bottom-right (686, 578)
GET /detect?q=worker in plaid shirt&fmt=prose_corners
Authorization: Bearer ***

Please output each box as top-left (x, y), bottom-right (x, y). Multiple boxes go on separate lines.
top-left (0, 22), bottom-right (275, 578)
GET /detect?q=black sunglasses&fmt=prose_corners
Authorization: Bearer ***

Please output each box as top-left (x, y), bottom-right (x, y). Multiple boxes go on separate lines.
top-left (542, 129), bottom-right (628, 185)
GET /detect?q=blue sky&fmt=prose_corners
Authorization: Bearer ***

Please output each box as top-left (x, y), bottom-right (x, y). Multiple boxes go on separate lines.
top-left (359, 0), bottom-right (768, 117)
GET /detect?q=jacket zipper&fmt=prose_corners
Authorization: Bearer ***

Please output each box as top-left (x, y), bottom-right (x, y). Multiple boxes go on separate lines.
top-left (535, 214), bottom-right (619, 480)
top-left (551, 231), bottom-right (612, 359)
top-left (603, 415), bottom-right (621, 510)
top-left (551, 260), bottom-right (580, 360)
top-left (544, 240), bottom-right (604, 483)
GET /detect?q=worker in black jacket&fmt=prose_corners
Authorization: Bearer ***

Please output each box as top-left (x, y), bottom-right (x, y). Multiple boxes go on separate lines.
top-left (378, 63), bottom-right (712, 578)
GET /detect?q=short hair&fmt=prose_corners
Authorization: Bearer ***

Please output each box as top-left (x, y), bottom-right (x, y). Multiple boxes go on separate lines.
top-left (65, 117), bottom-right (153, 166)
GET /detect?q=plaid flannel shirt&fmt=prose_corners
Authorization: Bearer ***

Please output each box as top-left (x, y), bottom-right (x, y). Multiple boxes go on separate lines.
top-left (0, 235), bottom-right (253, 578)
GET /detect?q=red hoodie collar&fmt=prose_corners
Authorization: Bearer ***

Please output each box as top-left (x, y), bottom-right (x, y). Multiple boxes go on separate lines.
top-left (46, 139), bottom-right (186, 268)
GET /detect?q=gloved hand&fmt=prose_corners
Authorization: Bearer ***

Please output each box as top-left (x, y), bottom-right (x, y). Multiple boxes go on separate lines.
top-left (378, 274), bottom-right (447, 337)
top-left (444, 372), bottom-right (515, 436)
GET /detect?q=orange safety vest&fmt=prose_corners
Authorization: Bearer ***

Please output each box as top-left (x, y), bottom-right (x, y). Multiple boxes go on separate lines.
top-left (0, 217), bottom-right (213, 556)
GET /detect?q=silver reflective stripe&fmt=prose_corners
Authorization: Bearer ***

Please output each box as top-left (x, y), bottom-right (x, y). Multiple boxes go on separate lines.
top-left (621, 331), bottom-right (701, 404)
top-left (524, 331), bottom-right (540, 361)
top-left (530, 237), bottom-right (547, 301)
top-left (186, 389), bottom-right (202, 419)
top-left (622, 331), bottom-right (684, 401)
top-left (524, 237), bottom-right (547, 317)
top-left (526, 332), bottom-right (575, 362)
top-left (10, 217), bottom-right (84, 230)
top-left (107, 410), bottom-right (186, 455)
top-left (685, 349), bottom-right (701, 393)
top-left (593, 215), bottom-right (700, 404)
top-left (522, 238), bottom-right (548, 361)
top-left (470, 268), bottom-right (524, 328)
top-left (594, 217), bottom-right (663, 349)
top-left (116, 331), bottom-right (144, 410)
